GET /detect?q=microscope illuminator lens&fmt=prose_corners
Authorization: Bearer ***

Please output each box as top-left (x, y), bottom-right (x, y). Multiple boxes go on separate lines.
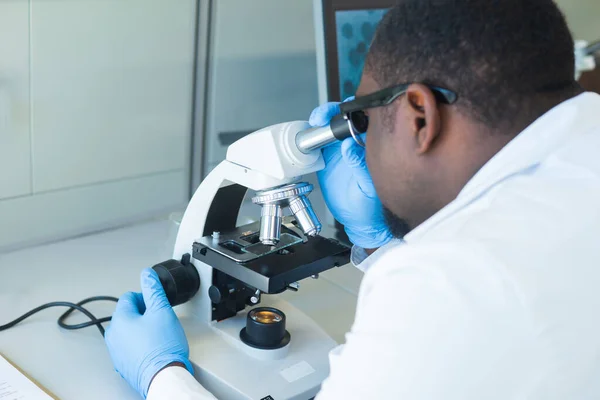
top-left (240, 307), bottom-right (291, 350)
top-left (250, 309), bottom-right (283, 324)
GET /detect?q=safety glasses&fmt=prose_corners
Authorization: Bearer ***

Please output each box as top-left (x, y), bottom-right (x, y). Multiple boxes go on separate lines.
top-left (339, 83), bottom-right (459, 147)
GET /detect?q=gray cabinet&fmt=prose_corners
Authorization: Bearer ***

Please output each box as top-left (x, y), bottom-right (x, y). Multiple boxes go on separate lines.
top-left (0, 1), bottom-right (32, 201)
top-left (30, 0), bottom-right (195, 191)
top-left (0, 0), bottom-right (196, 250)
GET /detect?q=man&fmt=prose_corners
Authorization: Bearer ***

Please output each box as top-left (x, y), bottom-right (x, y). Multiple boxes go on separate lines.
top-left (105, 0), bottom-right (600, 398)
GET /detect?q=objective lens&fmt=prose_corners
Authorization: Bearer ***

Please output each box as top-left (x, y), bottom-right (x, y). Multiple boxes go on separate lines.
top-left (259, 204), bottom-right (282, 245)
top-left (250, 309), bottom-right (284, 324)
top-left (252, 183), bottom-right (321, 244)
top-left (288, 195), bottom-right (322, 237)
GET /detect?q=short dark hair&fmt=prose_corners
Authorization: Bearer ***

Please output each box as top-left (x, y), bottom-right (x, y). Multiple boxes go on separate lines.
top-left (366, 0), bottom-right (578, 129)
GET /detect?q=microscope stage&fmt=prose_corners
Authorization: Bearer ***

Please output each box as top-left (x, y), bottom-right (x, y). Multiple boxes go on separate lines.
top-left (193, 222), bottom-right (350, 294)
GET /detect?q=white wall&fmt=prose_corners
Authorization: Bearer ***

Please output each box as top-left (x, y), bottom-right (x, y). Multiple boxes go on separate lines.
top-left (557, 0), bottom-right (600, 41)
top-left (30, 1), bottom-right (195, 192)
top-left (202, 0), bottom-right (319, 173)
top-left (198, 0), bottom-right (328, 226)
top-left (0, 0), bottom-right (197, 251)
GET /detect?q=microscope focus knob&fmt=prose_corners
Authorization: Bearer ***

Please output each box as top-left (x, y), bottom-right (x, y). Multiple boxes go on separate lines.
top-left (208, 285), bottom-right (224, 304)
top-left (152, 256), bottom-right (200, 307)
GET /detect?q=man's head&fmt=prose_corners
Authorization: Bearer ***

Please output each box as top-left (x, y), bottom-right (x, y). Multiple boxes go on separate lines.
top-left (358, 0), bottom-right (582, 237)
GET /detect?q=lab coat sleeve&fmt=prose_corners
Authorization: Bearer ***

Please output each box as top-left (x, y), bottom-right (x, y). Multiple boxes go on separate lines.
top-left (350, 246), bottom-right (369, 269)
top-left (315, 242), bottom-right (529, 400)
top-left (351, 239), bottom-right (405, 272)
top-left (147, 366), bottom-right (217, 400)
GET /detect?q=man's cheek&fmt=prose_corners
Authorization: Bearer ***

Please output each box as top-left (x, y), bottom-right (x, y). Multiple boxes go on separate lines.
top-left (366, 156), bottom-right (384, 196)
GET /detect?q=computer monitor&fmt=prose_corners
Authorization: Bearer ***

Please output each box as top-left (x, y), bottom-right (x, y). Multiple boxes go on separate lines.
top-left (314, 0), bottom-right (395, 104)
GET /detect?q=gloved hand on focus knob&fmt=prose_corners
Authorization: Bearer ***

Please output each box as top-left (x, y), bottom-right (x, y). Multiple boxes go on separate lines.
top-left (310, 101), bottom-right (392, 250)
top-left (105, 268), bottom-right (193, 398)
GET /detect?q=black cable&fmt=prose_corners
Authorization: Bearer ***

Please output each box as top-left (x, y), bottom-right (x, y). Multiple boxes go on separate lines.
top-left (0, 296), bottom-right (118, 337)
top-left (58, 296), bottom-right (118, 332)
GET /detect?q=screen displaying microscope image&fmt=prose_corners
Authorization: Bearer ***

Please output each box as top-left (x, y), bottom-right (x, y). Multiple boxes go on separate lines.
top-left (335, 9), bottom-right (388, 100)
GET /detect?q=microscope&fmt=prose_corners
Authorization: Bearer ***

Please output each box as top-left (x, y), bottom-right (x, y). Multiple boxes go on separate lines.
top-left (150, 113), bottom-right (367, 400)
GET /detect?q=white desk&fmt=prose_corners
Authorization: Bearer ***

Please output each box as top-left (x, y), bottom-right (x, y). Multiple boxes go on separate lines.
top-left (0, 220), bottom-right (362, 399)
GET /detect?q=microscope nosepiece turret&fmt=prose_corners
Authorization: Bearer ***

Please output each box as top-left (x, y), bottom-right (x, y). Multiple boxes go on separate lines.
top-left (252, 183), bottom-right (322, 245)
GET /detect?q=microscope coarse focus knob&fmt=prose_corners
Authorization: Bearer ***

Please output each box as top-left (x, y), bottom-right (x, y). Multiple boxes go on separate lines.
top-left (239, 307), bottom-right (291, 350)
top-left (152, 256), bottom-right (200, 307)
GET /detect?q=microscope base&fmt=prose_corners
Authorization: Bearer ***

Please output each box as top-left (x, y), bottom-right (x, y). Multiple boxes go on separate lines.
top-left (178, 297), bottom-right (337, 400)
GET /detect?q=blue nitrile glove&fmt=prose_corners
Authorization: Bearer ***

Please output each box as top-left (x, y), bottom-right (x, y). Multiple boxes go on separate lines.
top-left (310, 101), bottom-right (392, 249)
top-left (105, 268), bottom-right (193, 398)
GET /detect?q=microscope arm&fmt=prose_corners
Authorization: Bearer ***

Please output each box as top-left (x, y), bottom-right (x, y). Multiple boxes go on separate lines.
top-left (226, 114), bottom-right (360, 181)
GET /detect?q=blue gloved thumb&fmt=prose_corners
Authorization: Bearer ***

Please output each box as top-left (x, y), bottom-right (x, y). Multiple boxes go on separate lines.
top-left (341, 137), bottom-right (378, 198)
top-left (140, 268), bottom-right (171, 313)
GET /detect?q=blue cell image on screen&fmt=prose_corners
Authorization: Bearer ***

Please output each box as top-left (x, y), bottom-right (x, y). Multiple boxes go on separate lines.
top-left (335, 9), bottom-right (388, 100)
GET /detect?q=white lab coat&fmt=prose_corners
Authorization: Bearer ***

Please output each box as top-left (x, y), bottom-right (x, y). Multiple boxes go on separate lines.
top-left (148, 92), bottom-right (600, 399)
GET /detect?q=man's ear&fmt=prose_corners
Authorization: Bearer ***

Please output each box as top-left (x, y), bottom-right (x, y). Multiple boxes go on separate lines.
top-left (405, 83), bottom-right (441, 154)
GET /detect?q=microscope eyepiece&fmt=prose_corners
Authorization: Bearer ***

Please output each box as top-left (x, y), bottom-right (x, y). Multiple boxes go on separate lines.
top-left (295, 113), bottom-right (366, 154)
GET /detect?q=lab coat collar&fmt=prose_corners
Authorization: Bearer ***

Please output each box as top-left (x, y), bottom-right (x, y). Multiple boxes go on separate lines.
top-left (405, 92), bottom-right (600, 242)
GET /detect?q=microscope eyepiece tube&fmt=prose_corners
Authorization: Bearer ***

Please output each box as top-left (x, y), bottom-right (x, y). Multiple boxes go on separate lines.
top-left (259, 204), bottom-right (283, 245)
top-left (288, 195), bottom-right (322, 237)
top-left (296, 114), bottom-right (353, 153)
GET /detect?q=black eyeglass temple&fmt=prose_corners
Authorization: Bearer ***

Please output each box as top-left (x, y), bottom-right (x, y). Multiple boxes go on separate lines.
top-left (339, 83), bottom-right (458, 115)
top-left (432, 87), bottom-right (458, 104)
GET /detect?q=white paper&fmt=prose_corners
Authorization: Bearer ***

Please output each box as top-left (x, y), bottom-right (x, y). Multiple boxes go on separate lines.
top-left (0, 355), bottom-right (53, 400)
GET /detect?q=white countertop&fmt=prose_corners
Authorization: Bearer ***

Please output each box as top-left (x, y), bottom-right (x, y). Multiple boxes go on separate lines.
top-left (0, 219), bottom-right (362, 399)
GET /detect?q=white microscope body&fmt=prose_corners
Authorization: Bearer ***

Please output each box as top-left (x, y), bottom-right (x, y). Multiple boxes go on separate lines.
top-left (169, 118), bottom-right (354, 400)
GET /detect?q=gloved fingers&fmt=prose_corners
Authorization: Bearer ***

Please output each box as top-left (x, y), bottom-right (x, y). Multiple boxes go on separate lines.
top-left (320, 141), bottom-right (343, 166)
top-left (308, 96), bottom-right (355, 127)
top-left (133, 292), bottom-right (146, 315)
top-left (309, 102), bottom-right (341, 127)
top-left (140, 268), bottom-right (171, 313)
top-left (345, 226), bottom-right (394, 250)
top-left (341, 136), bottom-right (367, 168)
top-left (340, 137), bottom-right (378, 198)
top-left (114, 291), bottom-right (145, 316)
